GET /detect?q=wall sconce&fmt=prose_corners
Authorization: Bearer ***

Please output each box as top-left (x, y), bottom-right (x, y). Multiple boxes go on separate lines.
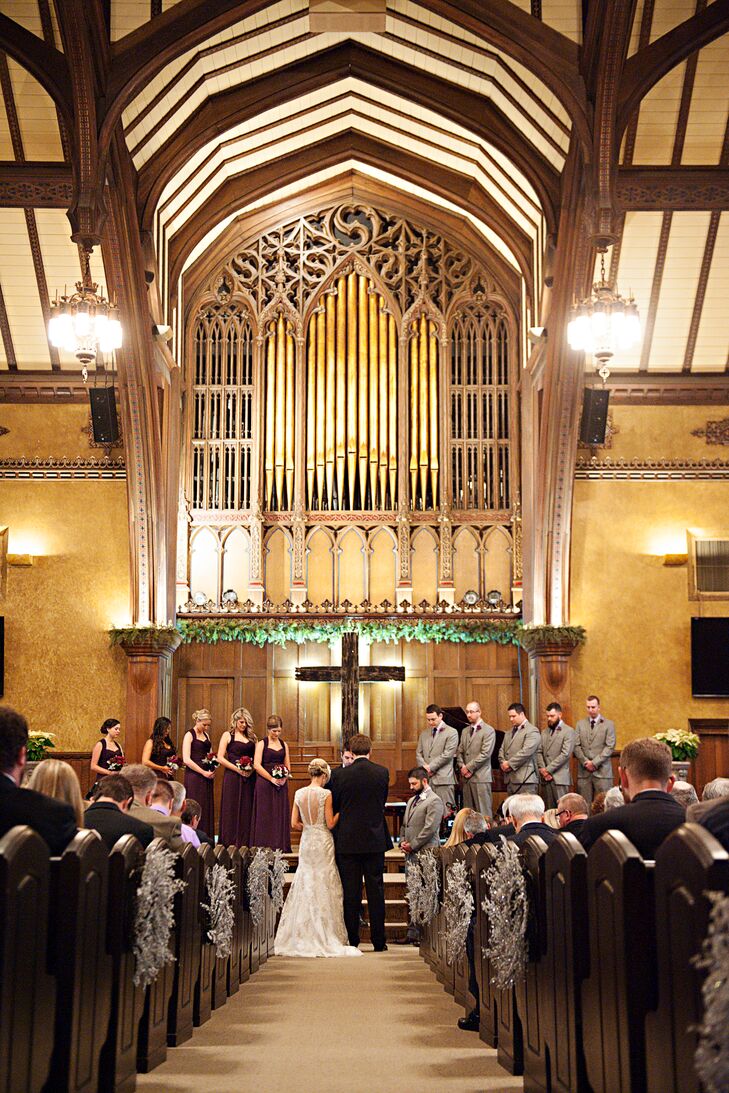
top-left (7, 554), bottom-right (34, 567)
top-left (663, 554), bottom-right (688, 567)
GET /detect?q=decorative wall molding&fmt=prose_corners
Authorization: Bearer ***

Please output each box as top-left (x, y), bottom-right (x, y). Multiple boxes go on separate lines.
top-left (0, 371), bottom-right (90, 403)
top-left (606, 374), bottom-right (729, 405)
top-left (0, 456), bottom-right (126, 479)
top-left (0, 163), bottom-right (73, 208)
top-left (617, 168), bottom-right (729, 211)
top-left (575, 457), bottom-right (729, 480)
top-left (692, 419), bottom-right (729, 446)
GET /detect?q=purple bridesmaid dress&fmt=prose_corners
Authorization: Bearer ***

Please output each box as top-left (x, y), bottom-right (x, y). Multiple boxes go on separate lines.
top-left (250, 740), bottom-right (291, 852)
top-left (218, 736), bottom-right (256, 847)
top-left (183, 731), bottom-right (215, 838)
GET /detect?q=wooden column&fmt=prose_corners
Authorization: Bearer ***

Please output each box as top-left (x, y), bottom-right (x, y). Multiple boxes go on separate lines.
top-left (120, 633), bottom-right (182, 761)
top-left (341, 631), bottom-right (359, 742)
top-left (524, 638), bottom-right (578, 726)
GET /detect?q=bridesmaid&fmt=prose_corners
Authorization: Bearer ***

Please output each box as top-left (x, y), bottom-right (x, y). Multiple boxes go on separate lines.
top-left (250, 715), bottom-right (292, 852)
top-left (141, 716), bottom-right (178, 779)
top-left (88, 718), bottom-right (124, 795)
top-left (217, 707), bottom-right (257, 847)
top-left (182, 709), bottom-right (217, 837)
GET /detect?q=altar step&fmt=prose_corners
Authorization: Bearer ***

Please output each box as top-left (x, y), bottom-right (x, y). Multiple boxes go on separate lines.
top-left (282, 869), bottom-right (410, 941)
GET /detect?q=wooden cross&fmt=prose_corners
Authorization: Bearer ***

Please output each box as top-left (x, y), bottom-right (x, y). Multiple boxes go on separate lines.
top-left (294, 631), bottom-right (405, 742)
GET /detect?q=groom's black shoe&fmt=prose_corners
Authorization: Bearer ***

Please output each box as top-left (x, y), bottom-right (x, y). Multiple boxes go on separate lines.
top-left (373, 943), bottom-right (388, 951)
top-left (457, 1010), bottom-right (480, 1032)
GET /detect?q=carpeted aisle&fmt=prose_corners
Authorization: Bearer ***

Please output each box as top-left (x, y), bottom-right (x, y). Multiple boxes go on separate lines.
top-left (136, 947), bottom-right (521, 1093)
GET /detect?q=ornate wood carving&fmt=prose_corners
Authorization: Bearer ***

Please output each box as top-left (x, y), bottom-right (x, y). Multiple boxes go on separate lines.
top-left (692, 419), bottom-right (729, 446)
top-left (607, 374), bottom-right (729, 404)
top-left (0, 370), bottom-right (90, 402)
top-left (0, 456), bottom-right (126, 479)
top-left (575, 457), bottom-right (729, 480)
top-left (0, 164), bottom-right (73, 207)
top-left (0, 283), bottom-right (16, 371)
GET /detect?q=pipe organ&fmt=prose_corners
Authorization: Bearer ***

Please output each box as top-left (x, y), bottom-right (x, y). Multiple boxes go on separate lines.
top-left (408, 314), bottom-right (440, 511)
top-left (263, 313), bottom-right (295, 511)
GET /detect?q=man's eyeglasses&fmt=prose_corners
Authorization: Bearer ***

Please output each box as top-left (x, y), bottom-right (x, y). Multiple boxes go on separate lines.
top-left (555, 809), bottom-right (570, 818)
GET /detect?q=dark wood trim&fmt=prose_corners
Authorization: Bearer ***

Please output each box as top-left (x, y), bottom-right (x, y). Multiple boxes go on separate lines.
top-left (23, 208), bottom-right (59, 369)
top-left (621, 0), bottom-right (655, 166)
top-left (0, 370), bottom-right (89, 401)
top-left (617, 167), bottom-right (729, 209)
top-left (37, 0), bottom-right (72, 162)
top-left (606, 373), bottom-right (729, 403)
top-left (0, 13), bottom-right (72, 127)
top-left (671, 1), bottom-right (703, 168)
top-left (137, 42), bottom-right (559, 237)
top-left (0, 163), bottom-right (73, 206)
top-left (683, 210), bottom-right (719, 373)
top-left (619, 0), bottom-right (729, 136)
top-left (0, 284), bottom-right (17, 371)
top-left (638, 211), bottom-right (672, 372)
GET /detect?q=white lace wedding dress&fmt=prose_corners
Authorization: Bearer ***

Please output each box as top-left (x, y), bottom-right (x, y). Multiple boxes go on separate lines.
top-left (274, 785), bottom-right (362, 958)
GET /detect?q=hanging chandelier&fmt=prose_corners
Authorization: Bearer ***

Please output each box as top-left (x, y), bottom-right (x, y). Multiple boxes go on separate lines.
top-left (48, 248), bottom-right (122, 370)
top-left (567, 250), bottom-right (640, 378)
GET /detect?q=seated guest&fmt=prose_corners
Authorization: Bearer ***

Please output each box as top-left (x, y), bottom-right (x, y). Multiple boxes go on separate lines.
top-left (28, 759), bottom-right (85, 828)
top-left (445, 807), bottom-right (483, 847)
top-left (508, 793), bottom-right (560, 847)
top-left (0, 707), bottom-right (77, 854)
top-left (670, 780), bottom-right (699, 812)
top-left (605, 786), bottom-right (626, 810)
top-left (84, 774), bottom-right (154, 849)
top-left (699, 796), bottom-right (729, 851)
top-left (687, 777), bottom-right (729, 822)
top-left (181, 798), bottom-right (214, 846)
top-left (169, 780), bottom-right (200, 847)
top-left (121, 764), bottom-right (184, 851)
top-left (556, 792), bottom-right (590, 836)
top-left (578, 738), bottom-right (684, 858)
top-left (464, 800), bottom-right (516, 845)
top-left (543, 808), bottom-right (561, 829)
top-left (591, 791), bottom-right (607, 815)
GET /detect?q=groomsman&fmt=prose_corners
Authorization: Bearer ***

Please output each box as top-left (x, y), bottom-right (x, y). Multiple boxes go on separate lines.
top-left (498, 702), bottom-right (540, 796)
top-left (416, 704), bottom-right (459, 810)
top-left (537, 702), bottom-right (576, 808)
top-left (574, 695), bottom-right (616, 803)
top-left (457, 701), bottom-right (496, 817)
top-left (396, 767), bottom-right (445, 945)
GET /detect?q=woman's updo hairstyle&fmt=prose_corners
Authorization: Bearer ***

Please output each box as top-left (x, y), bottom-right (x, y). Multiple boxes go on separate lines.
top-left (192, 709), bottom-right (211, 724)
top-left (100, 718), bottom-right (120, 735)
top-left (308, 758), bottom-right (331, 781)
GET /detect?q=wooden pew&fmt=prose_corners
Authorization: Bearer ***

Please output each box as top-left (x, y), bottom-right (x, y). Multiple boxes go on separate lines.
top-left (541, 832), bottom-right (590, 1093)
top-left (237, 848), bottom-right (252, 985)
top-left (211, 845), bottom-right (232, 1010)
top-left (517, 835), bottom-right (550, 1093)
top-left (645, 824), bottom-right (729, 1093)
top-left (46, 830), bottom-right (112, 1093)
top-left (227, 847), bottom-right (244, 995)
top-left (474, 844), bottom-right (498, 1047)
top-left (166, 843), bottom-right (201, 1048)
top-left (434, 849), bottom-right (447, 986)
top-left (137, 840), bottom-right (176, 1073)
top-left (0, 827), bottom-right (55, 1093)
top-left (98, 834), bottom-right (145, 1093)
top-left (581, 831), bottom-right (656, 1093)
top-left (451, 844), bottom-right (472, 1010)
top-left (193, 844), bottom-right (215, 1027)
top-left (440, 847), bottom-right (456, 997)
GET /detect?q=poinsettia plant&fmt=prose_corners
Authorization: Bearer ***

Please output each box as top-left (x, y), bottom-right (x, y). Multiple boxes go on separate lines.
top-left (654, 729), bottom-right (700, 762)
top-left (26, 731), bottom-right (57, 762)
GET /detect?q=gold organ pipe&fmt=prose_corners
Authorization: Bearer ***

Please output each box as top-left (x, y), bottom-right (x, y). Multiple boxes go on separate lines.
top-left (346, 272), bottom-right (357, 506)
top-left (429, 321), bottom-right (439, 506)
top-left (306, 320), bottom-right (316, 506)
top-left (336, 277), bottom-right (346, 508)
top-left (326, 293), bottom-right (336, 508)
top-left (358, 275), bottom-right (369, 507)
top-left (285, 323), bottom-right (295, 507)
top-left (265, 321), bottom-right (275, 509)
top-left (368, 291), bottom-right (379, 507)
top-left (274, 314), bottom-right (286, 507)
top-left (409, 328), bottom-right (418, 504)
top-left (378, 301), bottom-right (388, 507)
top-left (316, 308), bottom-right (326, 507)
top-left (418, 314), bottom-right (429, 505)
top-left (388, 314), bottom-right (397, 507)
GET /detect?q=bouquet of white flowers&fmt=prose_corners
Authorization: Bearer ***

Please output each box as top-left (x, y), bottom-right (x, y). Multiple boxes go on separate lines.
top-left (654, 728), bottom-right (700, 762)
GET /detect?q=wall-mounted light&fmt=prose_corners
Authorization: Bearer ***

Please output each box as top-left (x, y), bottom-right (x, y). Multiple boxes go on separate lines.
top-left (663, 554), bottom-right (688, 567)
top-left (7, 554), bottom-right (34, 567)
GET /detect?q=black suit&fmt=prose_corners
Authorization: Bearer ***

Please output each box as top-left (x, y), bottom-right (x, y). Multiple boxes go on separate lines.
top-left (84, 800), bottom-right (154, 849)
top-left (331, 757), bottom-right (391, 949)
top-left (698, 797), bottom-right (729, 852)
top-left (578, 789), bottom-right (685, 858)
top-left (0, 773), bottom-right (77, 855)
top-left (463, 824), bottom-right (516, 846)
top-left (563, 817), bottom-right (587, 837)
top-left (510, 821), bottom-right (560, 848)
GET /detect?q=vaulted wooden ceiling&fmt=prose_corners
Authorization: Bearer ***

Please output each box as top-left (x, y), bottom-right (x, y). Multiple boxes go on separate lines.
top-left (0, 0), bottom-right (727, 380)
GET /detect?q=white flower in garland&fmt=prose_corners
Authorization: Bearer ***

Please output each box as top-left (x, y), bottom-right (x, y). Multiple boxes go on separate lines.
top-left (481, 838), bottom-right (528, 990)
top-left (202, 863), bottom-right (236, 960)
top-left (405, 849), bottom-right (440, 926)
top-left (269, 849), bottom-right (288, 914)
top-left (444, 859), bottom-right (474, 966)
top-left (246, 848), bottom-right (269, 928)
top-left (694, 890), bottom-right (729, 1093)
top-left (132, 844), bottom-right (186, 989)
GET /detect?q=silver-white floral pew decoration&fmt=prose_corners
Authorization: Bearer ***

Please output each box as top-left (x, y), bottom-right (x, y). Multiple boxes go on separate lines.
top-left (132, 844), bottom-right (186, 989)
top-left (269, 849), bottom-right (288, 914)
top-left (405, 848), bottom-right (441, 927)
top-left (444, 858), bottom-right (474, 966)
top-left (246, 848), bottom-right (270, 928)
top-left (481, 838), bottom-right (528, 990)
top-left (695, 890), bottom-right (729, 1093)
top-left (202, 863), bottom-right (236, 960)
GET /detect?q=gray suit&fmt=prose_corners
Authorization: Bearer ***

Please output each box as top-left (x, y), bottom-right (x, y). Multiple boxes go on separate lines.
top-left (457, 719), bottom-right (496, 817)
top-left (574, 715), bottom-right (616, 802)
top-left (401, 787), bottom-right (444, 939)
top-left (498, 720), bottom-right (541, 795)
top-left (416, 722), bottom-right (459, 810)
top-left (538, 722), bottom-right (576, 807)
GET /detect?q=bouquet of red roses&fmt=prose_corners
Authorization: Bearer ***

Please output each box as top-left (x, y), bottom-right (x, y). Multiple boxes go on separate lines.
top-left (236, 755), bottom-right (253, 773)
top-left (106, 755), bottom-right (125, 773)
top-left (200, 752), bottom-right (219, 772)
top-left (166, 754), bottom-right (180, 773)
top-left (271, 764), bottom-right (291, 780)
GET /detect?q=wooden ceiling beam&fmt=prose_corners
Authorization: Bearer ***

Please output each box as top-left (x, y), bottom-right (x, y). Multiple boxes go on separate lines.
top-left (617, 167), bottom-right (729, 209)
top-left (136, 42), bottom-right (559, 236)
top-left (0, 13), bottom-right (72, 127)
top-left (0, 163), bottom-right (73, 207)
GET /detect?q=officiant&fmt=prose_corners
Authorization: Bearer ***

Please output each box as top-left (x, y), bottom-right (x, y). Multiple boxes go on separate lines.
top-left (395, 767), bottom-right (444, 946)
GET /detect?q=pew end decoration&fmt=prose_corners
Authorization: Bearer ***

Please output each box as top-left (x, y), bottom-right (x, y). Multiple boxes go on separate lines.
top-left (694, 890), bottom-right (729, 1093)
top-left (132, 844), bottom-right (186, 989)
top-left (405, 849), bottom-right (440, 926)
top-left (269, 849), bottom-right (288, 914)
top-left (444, 859), bottom-right (474, 966)
top-left (202, 864), bottom-right (236, 960)
top-left (246, 848), bottom-right (269, 927)
top-left (481, 839), bottom-right (528, 990)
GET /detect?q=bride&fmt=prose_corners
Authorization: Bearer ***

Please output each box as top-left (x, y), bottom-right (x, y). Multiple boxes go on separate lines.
top-left (274, 758), bottom-right (362, 958)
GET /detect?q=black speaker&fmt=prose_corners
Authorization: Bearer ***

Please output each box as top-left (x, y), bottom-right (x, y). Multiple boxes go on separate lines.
top-left (89, 387), bottom-right (119, 444)
top-left (0, 617), bottom-right (4, 698)
top-left (579, 387), bottom-right (610, 445)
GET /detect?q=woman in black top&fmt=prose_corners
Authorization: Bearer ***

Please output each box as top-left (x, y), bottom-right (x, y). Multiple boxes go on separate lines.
top-left (141, 716), bottom-right (178, 780)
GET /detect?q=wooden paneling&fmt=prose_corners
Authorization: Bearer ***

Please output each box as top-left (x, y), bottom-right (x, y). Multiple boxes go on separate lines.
top-left (690, 718), bottom-right (729, 793)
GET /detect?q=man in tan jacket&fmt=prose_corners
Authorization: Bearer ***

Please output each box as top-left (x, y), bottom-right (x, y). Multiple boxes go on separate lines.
top-left (121, 763), bottom-right (185, 851)
top-left (457, 701), bottom-right (496, 817)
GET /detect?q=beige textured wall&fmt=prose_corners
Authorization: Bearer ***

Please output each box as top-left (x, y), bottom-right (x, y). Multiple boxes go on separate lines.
top-left (571, 404), bottom-right (729, 745)
top-left (0, 405), bottom-right (129, 749)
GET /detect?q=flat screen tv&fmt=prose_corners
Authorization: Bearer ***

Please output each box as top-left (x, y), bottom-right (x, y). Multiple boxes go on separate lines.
top-left (691, 617), bottom-right (729, 697)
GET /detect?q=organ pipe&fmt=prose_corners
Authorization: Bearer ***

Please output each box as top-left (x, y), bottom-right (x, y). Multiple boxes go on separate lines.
top-left (264, 322), bottom-right (275, 508)
top-left (336, 278), bottom-right (346, 506)
top-left (409, 315), bottom-right (439, 509)
top-left (263, 313), bottom-right (296, 510)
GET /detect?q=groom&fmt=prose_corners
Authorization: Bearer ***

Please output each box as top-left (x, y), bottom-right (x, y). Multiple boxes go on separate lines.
top-left (331, 732), bottom-right (392, 951)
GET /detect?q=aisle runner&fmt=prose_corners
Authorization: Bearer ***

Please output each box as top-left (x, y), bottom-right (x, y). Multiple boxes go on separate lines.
top-left (137, 948), bottom-right (521, 1093)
